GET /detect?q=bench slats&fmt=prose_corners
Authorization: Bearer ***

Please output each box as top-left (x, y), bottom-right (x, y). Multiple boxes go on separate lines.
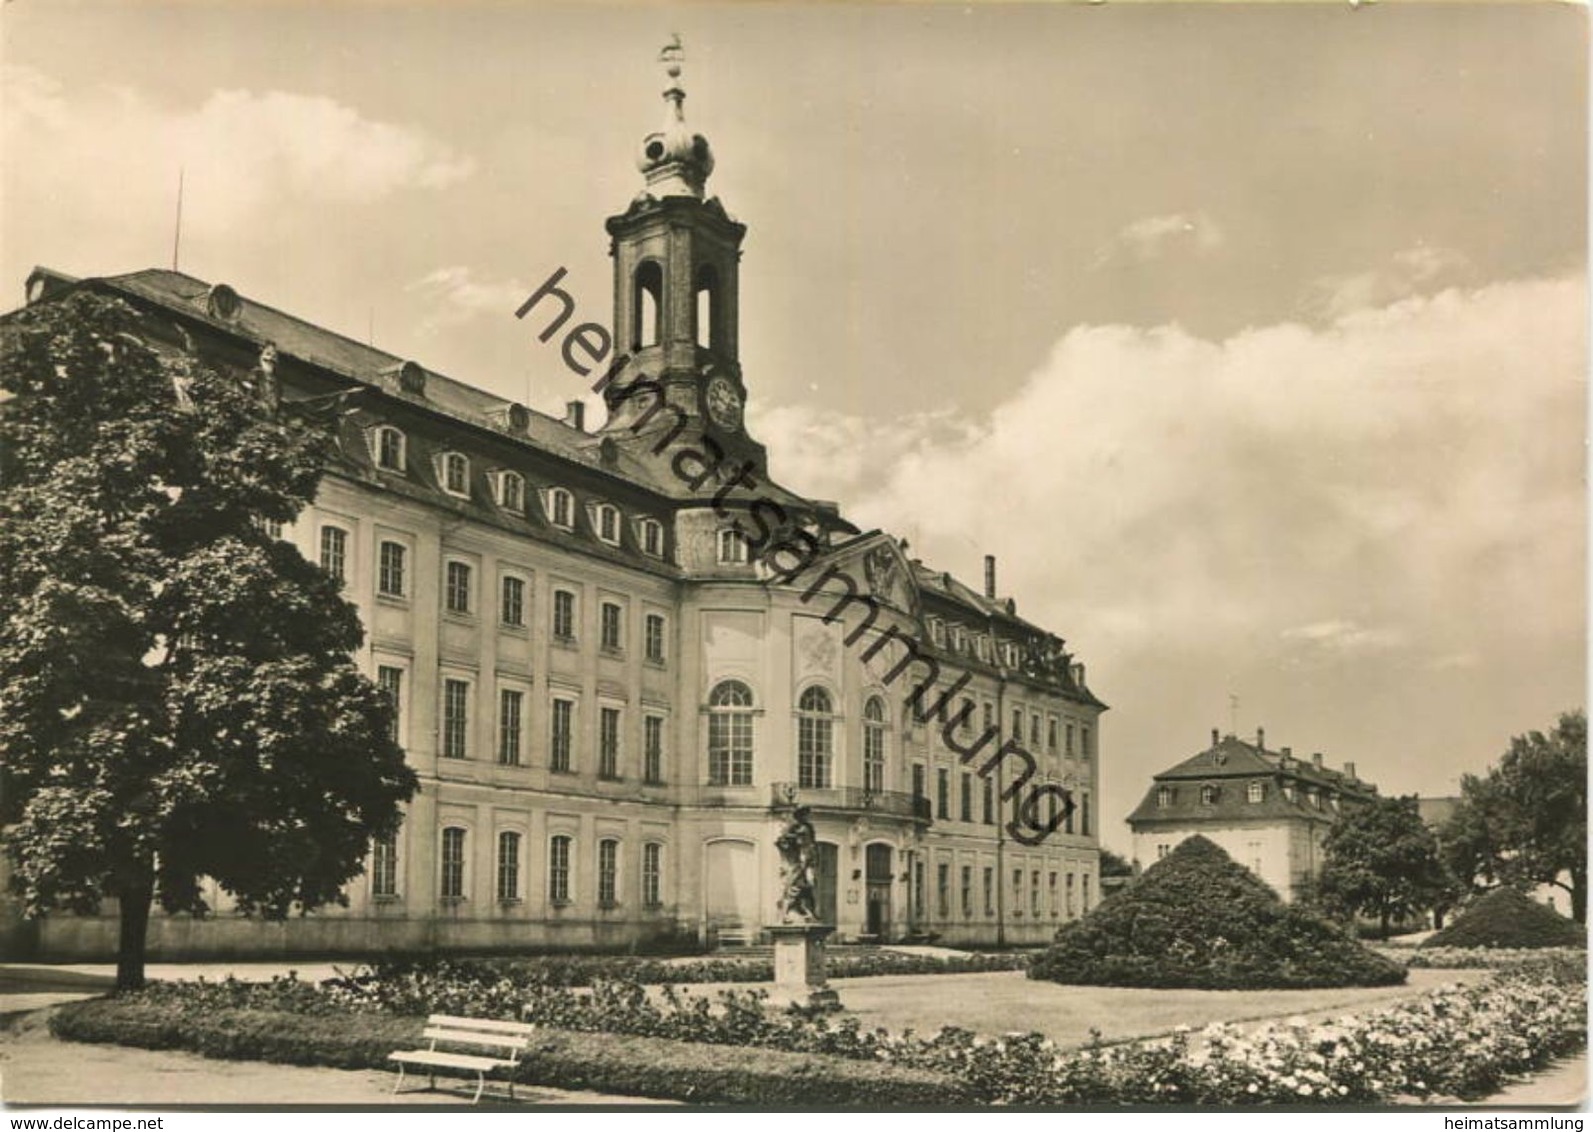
top-left (390, 1051), bottom-right (515, 1071)
top-left (428, 1014), bottom-right (537, 1036)
top-left (421, 1030), bottom-right (529, 1052)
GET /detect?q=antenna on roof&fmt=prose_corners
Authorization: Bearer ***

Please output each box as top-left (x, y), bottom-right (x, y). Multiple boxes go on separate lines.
top-left (171, 167), bottom-right (185, 271)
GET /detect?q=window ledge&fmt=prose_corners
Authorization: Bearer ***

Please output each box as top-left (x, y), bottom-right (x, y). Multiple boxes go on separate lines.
top-left (550, 898), bottom-right (573, 909)
top-left (597, 774), bottom-right (624, 783)
top-left (498, 898), bottom-right (522, 907)
top-left (599, 647), bottom-right (625, 659)
top-left (376, 593), bottom-right (409, 607)
top-left (440, 896), bottom-right (468, 906)
top-left (553, 636), bottom-right (579, 650)
top-left (644, 657), bottom-right (667, 670)
top-left (550, 767), bottom-right (577, 777)
top-left (373, 894), bottom-right (402, 904)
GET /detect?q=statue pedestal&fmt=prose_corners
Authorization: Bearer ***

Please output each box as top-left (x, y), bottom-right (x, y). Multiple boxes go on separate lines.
top-left (766, 923), bottom-right (842, 1012)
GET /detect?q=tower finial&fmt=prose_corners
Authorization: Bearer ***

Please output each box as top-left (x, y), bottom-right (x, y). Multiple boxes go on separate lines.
top-left (636, 34), bottom-right (714, 198)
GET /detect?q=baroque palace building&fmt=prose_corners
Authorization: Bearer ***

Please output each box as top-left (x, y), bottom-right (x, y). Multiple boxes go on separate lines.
top-left (1126, 728), bottom-right (1377, 903)
top-left (8, 52), bottom-right (1105, 959)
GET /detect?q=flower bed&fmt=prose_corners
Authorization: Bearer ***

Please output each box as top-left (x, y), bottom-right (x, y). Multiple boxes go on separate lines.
top-left (1391, 946), bottom-right (1586, 970)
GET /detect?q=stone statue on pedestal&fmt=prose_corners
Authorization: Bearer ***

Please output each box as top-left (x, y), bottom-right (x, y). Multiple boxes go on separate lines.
top-left (775, 805), bottom-right (819, 924)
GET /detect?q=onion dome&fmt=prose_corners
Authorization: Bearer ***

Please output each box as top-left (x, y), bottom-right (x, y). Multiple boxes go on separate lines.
top-left (636, 35), bottom-right (714, 199)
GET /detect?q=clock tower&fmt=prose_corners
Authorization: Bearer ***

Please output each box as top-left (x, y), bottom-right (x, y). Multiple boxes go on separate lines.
top-left (600, 39), bottom-right (766, 474)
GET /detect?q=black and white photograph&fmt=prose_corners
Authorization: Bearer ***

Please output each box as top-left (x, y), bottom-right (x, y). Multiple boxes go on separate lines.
top-left (0, 0), bottom-right (1586, 1118)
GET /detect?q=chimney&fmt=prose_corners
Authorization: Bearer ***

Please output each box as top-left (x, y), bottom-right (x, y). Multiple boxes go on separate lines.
top-left (1312, 752), bottom-right (1324, 769)
top-left (1256, 726), bottom-right (1265, 749)
top-left (1344, 761), bottom-right (1357, 780)
top-left (565, 400), bottom-right (586, 431)
top-left (1281, 746), bottom-right (1292, 758)
top-left (1211, 728), bottom-right (1220, 747)
top-left (984, 555), bottom-right (997, 599)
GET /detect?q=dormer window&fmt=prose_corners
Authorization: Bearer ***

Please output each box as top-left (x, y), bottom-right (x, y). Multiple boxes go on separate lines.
top-left (371, 426), bottom-right (406, 473)
top-left (494, 471), bottom-right (525, 512)
top-left (639, 519), bottom-right (664, 558)
top-left (1329, 792), bottom-right (1341, 812)
top-left (951, 626), bottom-right (967, 653)
top-left (928, 618), bottom-right (945, 647)
top-left (1247, 781), bottom-right (1264, 804)
top-left (438, 452), bottom-right (469, 498)
top-left (1199, 784), bottom-right (1218, 805)
top-left (595, 504), bottom-right (621, 546)
top-left (1310, 789), bottom-right (1322, 810)
top-left (717, 528), bottom-right (749, 565)
top-left (1156, 786), bottom-right (1172, 809)
top-left (547, 488), bottom-right (574, 530)
top-left (975, 636), bottom-right (990, 662)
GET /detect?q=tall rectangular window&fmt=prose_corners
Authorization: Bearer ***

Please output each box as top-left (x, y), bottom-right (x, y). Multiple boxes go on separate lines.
top-left (549, 835), bottom-right (571, 904)
top-left (442, 679), bottom-right (469, 759)
top-left (911, 764), bottom-right (926, 800)
top-left (960, 772), bottom-right (972, 822)
top-left (960, 865), bottom-right (972, 918)
top-left (1048, 717), bottom-right (1059, 753)
top-left (1082, 793), bottom-right (1091, 836)
top-left (1082, 726), bottom-right (1093, 763)
top-left (1011, 707), bottom-right (1023, 743)
top-left (600, 601), bottom-right (623, 652)
top-left (1066, 873), bottom-right (1075, 916)
top-left (1066, 723), bottom-right (1076, 757)
top-left (319, 526), bottom-right (347, 583)
top-left (982, 776), bottom-right (994, 824)
top-left (445, 560), bottom-right (472, 614)
top-left (1031, 712), bottom-right (1042, 749)
top-left (376, 665), bottom-right (403, 744)
top-left (643, 715), bottom-right (664, 784)
top-left (597, 839), bottom-right (618, 907)
top-left (1082, 874), bottom-right (1091, 912)
top-left (553, 590), bottom-right (576, 641)
top-left (1031, 869), bottom-right (1041, 915)
top-left (501, 575), bottom-right (525, 627)
top-left (644, 613), bottom-right (666, 663)
top-left (550, 698), bottom-right (574, 772)
top-left (496, 831), bottom-right (521, 902)
top-left (378, 541), bottom-right (406, 597)
top-left (936, 768), bottom-right (950, 819)
top-left (372, 830), bottom-right (398, 898)
top-left (498, 689), bottom-right (523, 767)
top-left (441, 827), bottom-right (466, 900)
top-left (642, 843), bottom-right (662, 907)
top-left (599, 706), bottom-right (621, 779)
top-left (1049, 871), bottom-right (1058, 915)
top-left (1012, 867), bottom-right (1023, 910)
top-left (913, 861), bottom-right (925, 921)
top-left (936, 862), bottom-right (950, 918)
top-left (983, 866), bottom-right (994, 915)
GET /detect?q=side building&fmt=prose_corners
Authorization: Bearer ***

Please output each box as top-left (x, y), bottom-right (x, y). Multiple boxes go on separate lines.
top-left (1126, 729), bottom-right (1376, 902)
top-left (3, 51), bottom-right (1105, 960)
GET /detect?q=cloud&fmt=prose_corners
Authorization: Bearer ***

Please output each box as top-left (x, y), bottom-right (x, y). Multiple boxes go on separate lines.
top-left (2, 65), bottom-right (474, 251)
top-left (407, 266), bottom-right (532, 333)
top-left (1092, 211), bottom-right (1224, 268)
top-left (765, 273), bottom-right (1585, 676)
top-left (1304, 244), bottom-right (1474, 320)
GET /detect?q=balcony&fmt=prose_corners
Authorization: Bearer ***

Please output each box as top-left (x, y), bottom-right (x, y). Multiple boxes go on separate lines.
top-left (770, 783), bottom-right (932, 825)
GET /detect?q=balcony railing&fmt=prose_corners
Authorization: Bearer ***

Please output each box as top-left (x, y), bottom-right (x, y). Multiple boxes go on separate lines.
top-left (770, 783), bottom-right (932, 825)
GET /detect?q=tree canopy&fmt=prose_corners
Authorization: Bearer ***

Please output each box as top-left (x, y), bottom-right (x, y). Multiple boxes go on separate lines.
top-left (1439, 711), bottom-right (1586, 922)
top-left (1317, 795), bottom-right (1454, 938)
top-left (0, 290), bottom-right (418, 987)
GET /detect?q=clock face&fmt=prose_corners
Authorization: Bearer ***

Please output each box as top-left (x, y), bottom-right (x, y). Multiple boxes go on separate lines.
top-left (705, 376), bottom-right (742, 432)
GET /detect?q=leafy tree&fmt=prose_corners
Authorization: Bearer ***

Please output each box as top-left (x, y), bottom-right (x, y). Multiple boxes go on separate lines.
top-left (0, 290), bottom-right (418, 989)
top-left (1440, 711), bottom-right (1587, 922)
top-left (1098, 848), bottom-right (1134, 877)
top-left (1318, 795), bottom-right (1450, 938)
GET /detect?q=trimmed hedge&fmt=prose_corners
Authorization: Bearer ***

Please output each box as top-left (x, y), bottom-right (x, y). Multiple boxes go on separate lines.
top-left (1029, 835), bottom-right (1407, 989)
top-left (1423, 887), bottom-right (1586, 950)
top-left (357, 948), bottom-right (1024, 990)
top-left (48, 998), bottom-right (968, 1106)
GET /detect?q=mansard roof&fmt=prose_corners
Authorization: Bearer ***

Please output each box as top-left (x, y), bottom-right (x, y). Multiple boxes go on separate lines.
top-left (1126, 733), bottom-right (1378, 827)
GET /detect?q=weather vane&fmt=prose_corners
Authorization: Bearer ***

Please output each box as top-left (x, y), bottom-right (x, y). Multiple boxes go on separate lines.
top-left (660, 33), bottom-right (684, 77)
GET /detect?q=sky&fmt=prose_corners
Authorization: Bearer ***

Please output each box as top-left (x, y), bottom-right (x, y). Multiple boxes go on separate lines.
top-left (3, 1), bottom-right (1585, 855)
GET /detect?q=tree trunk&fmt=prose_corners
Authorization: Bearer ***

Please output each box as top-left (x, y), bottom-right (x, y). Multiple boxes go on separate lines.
top-left (1378, 906), bottom-right (1391, 939)
top-left (115, 866), bottom-right (154, 992)
top-left (1573, 870), bottom-right (1586, 924)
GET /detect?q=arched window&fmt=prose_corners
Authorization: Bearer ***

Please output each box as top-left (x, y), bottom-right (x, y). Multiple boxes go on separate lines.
top-left (694, 264), bottom-right (718, 349)
top-left (496, 471), bottom-right (525, 512)
top-left (862, 696), bottom-right (887, 794)
top-left (548, 488), bottom-right (574, 530)
top-left (633, 261), bottom-right (662, 350)
top-left (440, 827), bottom-right (467, 901)
top-left (596, 504), bottom-right (621, 546)
top-left (707, 680), bottom-right (754, 786)
top-left (440, 452), bottom-right (469, 497)
top-left (717, 528), bottom-right (749, 564)
top-left (797, 686), bottom-right (834, 790)
top-left (496, 831), bottom-right (521, 902)
top-left (548, 834), bottom-right (572, 904)
top-left (597, 838), bottom-right (620, 907)
top-left (374, 426), bottom-right (406, 472)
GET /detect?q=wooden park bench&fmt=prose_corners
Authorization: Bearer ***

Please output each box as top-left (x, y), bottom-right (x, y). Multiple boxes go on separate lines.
top-left (389, 1014), bottom-right (537, 1104)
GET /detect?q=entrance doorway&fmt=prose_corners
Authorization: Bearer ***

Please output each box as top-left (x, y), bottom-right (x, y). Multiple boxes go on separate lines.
top-left (814, 841), bottom-right (839, 926)
top-left (865, 843), bottom-right (893, 938)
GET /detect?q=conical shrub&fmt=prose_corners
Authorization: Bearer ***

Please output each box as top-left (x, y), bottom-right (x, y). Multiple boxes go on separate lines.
top-left (1423, 885), bottom-right (1585, 950)
top-left (1028, 835), bottom-right (1407, 989)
